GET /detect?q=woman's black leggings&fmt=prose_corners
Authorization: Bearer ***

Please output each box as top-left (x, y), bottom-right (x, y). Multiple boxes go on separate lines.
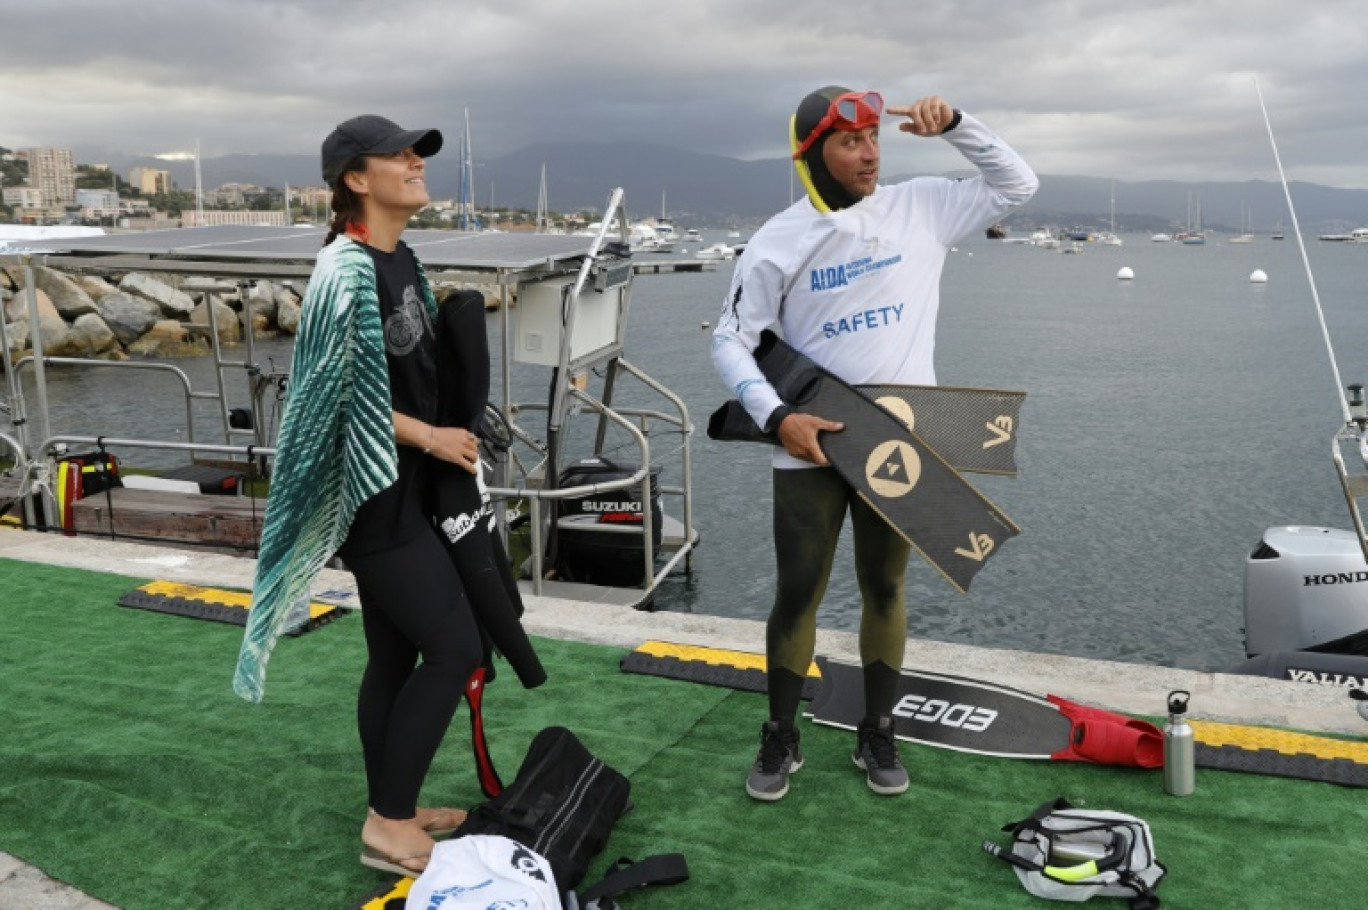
top-left (347, 525), bottom-right (484, 820)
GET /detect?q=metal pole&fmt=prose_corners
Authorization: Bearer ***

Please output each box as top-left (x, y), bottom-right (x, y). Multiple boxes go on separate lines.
top-left (21, 256), bottom-right (52, 453)
top-left (0, 287), bottom-right (25, 450)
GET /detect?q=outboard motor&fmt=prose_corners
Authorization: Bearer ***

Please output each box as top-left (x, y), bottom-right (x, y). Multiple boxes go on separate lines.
top-left (1243, 525), bottom-right (1368, 657)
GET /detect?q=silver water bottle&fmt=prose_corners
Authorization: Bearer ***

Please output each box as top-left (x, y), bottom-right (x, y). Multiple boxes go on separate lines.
top-left (1163, 690), bottom-right (1195, 796)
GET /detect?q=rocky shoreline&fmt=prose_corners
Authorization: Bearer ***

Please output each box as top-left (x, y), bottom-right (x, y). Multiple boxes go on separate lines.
top-left (1, 265), bottom-right (500, 365)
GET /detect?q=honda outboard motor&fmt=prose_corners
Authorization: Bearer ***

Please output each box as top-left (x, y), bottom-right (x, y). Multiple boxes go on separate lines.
top-left (1244, 526), bottom-right (1368, 657)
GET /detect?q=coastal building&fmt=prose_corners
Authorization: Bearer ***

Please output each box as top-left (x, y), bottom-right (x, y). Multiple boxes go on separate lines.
top-left (290, 185), bottom-right (331, 208)
top-left (289, 185), bottom-right (332, 223)
top-left (75, 188), bottom-right (120, 216)
top-left (207, 183), bottom-right (264, 207)
top-left (129, 166), bottom-right (171, 195)
top-left (22, 146), bottom-right (76, 205)
top-left (180, 209), bottom-right (287, 228)
top-left (2, 185), bottom-right (45, 210)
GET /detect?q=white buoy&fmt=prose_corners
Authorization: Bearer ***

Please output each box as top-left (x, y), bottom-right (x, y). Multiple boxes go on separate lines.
top-left (1117, 266), bottom-right (1134, 280)
top-left (1250, 269), bottom-right (1268, 283)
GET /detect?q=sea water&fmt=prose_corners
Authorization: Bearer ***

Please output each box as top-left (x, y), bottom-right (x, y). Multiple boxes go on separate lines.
top-left (19, 233), bottom-right (1368, 671)
top-left (593, 235), bottom-right (1368, 672)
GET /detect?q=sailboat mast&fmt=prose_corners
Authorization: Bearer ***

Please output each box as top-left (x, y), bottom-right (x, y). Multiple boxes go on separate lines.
top-left (459, 107), bottom-right (475, 230)
top-left (193, 139), bottom-right (204, 222)
top-left (537, 162), bottom-right (549, 232)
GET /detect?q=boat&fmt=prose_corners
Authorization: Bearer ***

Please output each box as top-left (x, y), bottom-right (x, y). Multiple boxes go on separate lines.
top-left (1028, 229), bottom-right (1058, 250)
top-left (3, 202), bottom-right (700, 609)
top-left (694, 242), bottom-right (735, 261)
top-left (985, 223), bottom-right (1007, 240)
top-left (1228, 203), bottom-right (1254, 243)
top-left (1176, 192), bottom-right (1205, 244)
top-left (628, 222), bottom-right (664, 253)
top-left (651, 189), bottom-right (678, 252)
top-left (726, 230), bottom-right (741, 239)
top-left (455, 107), bottom-right (482, 231)
top-left (1150, 232), bottom-right (1172, 242)
top-left (1096, 182), bottom-right (1123, 245)
top-left (682, 228), bottom-right (702, 244)
top-left (1060, 242), bottom-right (1084, 255)
top-left (1352, 228), bottom-right (1368, 243)
top-left (1235, 347), bottom-right (1368, 688)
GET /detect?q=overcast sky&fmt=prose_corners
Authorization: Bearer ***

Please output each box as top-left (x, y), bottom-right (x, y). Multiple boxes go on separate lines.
top-left (3, 1), bottom-right (1366, 189)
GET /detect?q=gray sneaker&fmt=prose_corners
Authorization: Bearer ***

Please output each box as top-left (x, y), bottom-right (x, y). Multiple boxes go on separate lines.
top-left (745, 720), bottom-right (804, 801)
top-left (852, 716), bottom-right (908, 795)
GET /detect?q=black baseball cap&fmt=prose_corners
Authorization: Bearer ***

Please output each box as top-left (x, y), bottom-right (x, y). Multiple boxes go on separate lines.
top-left (321, 115), bottom-right (443, 185)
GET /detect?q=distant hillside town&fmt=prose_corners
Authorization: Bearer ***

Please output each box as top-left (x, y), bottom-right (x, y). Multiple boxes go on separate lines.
top-left (0, 145), bottom-right (589, 233)
top-left (4, 140), bottom-right (1367, 234)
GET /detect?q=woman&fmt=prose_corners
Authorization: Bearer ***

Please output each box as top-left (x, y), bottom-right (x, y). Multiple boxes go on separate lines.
top-left (233, 115), bottom-right (486, 876)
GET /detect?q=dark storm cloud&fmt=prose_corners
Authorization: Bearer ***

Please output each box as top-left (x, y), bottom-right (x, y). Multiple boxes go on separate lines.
top-left (3, 1), bottom-right (1366, 187)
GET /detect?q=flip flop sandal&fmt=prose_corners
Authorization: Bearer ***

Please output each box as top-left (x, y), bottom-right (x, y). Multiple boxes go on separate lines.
top-left (360, 846), bottom-right (429, 878)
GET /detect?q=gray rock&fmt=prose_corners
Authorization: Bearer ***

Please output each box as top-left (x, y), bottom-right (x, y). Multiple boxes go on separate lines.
top-left (437, 281), bottom-right (501, 310)
top-left (244, 280), bottom-right (277, 323)
top-left (3, 319), bottom-right (29, 356)
top-left (118, 272), bottom-right (196, 319)
top-left (73, 274), bottom-right (118, 303)
top-left (241, 310), bottom-right (272, 337)
top-left (4, 287), bottom-right (61, 324)
top-left (34, 266), bottom-right (98, 319)
top-left (183, 276), bottom-right (238, 294)
top-left (95, 292), bottom-right (162, 346)
top-left (32, 315), bottom-right (82, 357)
top-left (273, 283), bottom-right (300, 312)
top-left (190, 295), bottom-right (241, 343)
top-left (276, 292), bottom-right (300, 334)
top-left (127, 319), bottom-right (208, 358)
top-left (69, 313), bottom-right (120, 354)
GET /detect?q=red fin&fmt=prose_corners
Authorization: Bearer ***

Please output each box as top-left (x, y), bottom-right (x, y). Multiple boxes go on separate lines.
top-left (1048, 695), bottom-right (1163, 768)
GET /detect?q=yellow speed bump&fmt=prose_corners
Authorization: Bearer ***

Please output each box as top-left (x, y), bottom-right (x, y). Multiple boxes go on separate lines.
top-left (636, 639), bottom-right (820, 679)
top-left (1193, 719), bottom-right (1368, 763)
top-left (118, 580), bottom-right (343, 634)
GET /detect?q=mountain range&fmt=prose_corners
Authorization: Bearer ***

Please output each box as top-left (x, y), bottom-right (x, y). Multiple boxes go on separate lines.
top-left (109, 142), bottom-right (1368, 233)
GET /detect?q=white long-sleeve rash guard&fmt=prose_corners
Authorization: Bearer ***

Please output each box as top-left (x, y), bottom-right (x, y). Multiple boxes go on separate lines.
top-left (711, 112), bottom-right (1038, 469)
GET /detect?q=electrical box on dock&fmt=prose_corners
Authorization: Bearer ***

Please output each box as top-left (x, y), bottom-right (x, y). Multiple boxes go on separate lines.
top-left (513, 276), bottom-right (624, 367)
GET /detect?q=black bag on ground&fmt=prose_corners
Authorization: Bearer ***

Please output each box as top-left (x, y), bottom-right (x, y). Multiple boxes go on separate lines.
top-left (452, 726), bottom-right (633, 895)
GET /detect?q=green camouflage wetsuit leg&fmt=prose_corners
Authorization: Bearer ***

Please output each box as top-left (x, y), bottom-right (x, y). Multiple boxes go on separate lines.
top-left (767, 466), bottom-right (910, 727)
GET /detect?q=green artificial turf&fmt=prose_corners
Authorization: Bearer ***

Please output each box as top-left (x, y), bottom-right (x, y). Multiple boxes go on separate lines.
top-left (1, 554), bottom-right (1366, 909)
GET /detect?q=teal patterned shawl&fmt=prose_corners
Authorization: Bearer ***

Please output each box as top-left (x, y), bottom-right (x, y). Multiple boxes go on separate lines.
top-left (233, 237), bottom-right (437, 702)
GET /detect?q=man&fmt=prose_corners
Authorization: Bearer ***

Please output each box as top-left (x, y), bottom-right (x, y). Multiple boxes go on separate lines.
top-left (711, 87), bottom-right (1036, 801)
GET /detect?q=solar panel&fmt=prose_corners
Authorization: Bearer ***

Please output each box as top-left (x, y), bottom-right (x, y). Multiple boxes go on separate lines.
top-left (21, 225), bottom-right (602, 270)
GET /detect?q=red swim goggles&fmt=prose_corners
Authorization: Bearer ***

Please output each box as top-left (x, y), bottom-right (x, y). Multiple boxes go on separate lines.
top-left (793, 90), bottom-right (884, 158)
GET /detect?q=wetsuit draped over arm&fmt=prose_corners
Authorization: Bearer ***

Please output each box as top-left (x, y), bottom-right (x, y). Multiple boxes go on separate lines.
top-left (433, 289), bottom-right (546, 689)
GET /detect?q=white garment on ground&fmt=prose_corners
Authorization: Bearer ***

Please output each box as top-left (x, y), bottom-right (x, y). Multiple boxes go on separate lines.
top-left (405, 835), bottom-right (562, 910)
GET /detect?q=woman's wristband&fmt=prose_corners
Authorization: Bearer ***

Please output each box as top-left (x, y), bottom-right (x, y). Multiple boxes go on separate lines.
top-left (422, 425), bottom-right (435, 455)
